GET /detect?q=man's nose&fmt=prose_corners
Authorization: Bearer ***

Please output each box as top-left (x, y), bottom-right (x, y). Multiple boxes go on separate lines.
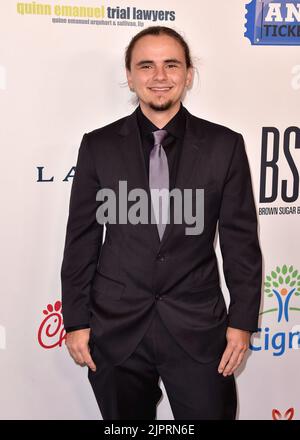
top-left (152, 66), bottom-right (168, 80)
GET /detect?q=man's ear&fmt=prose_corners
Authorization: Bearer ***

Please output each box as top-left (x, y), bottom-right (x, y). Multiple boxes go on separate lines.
top-left (126, 68), bottom-right (133, 91)
top-left (186, 67), bottom-right (194, 89)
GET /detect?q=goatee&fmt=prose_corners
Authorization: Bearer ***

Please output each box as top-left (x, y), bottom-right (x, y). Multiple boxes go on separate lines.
top-left (148, 100), bottom-right (173, 112)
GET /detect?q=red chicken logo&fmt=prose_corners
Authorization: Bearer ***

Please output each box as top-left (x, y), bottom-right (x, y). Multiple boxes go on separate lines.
top-left (38, 301), bottom-right (66, 349)
top-left (272, 408), bottom-right (295, 420)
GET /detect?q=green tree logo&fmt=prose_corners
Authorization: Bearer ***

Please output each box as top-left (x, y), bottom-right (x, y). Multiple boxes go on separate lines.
top-left (261, 265), bottom-right (300, 322)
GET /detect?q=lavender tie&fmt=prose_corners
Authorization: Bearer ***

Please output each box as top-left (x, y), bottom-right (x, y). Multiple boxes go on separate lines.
top-left (149, 129), bottom-right (169, 240)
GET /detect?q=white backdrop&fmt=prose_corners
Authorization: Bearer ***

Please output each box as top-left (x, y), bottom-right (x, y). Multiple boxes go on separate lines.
top-left (0, 0), bottom-right (299, 420)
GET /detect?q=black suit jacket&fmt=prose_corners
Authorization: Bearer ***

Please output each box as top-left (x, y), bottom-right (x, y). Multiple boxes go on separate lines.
top-left (61, 105), bottom-right (262, 366)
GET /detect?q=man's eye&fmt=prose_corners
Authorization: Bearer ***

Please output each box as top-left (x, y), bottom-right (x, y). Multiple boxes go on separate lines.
top-left (141, 65), bottom-right (152, 69)
top-left (167, 64), bottom-right (177, 68)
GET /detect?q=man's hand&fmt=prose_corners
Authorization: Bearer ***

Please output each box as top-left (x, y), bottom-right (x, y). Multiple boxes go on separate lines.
top-left (65, 328), bottom-right (97, 372)
top-left (218, 327), bottom-right (250, 377)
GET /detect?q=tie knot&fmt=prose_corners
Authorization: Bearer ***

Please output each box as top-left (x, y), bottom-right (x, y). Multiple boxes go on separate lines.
top-left (152, 129), bottom-right (168, 146)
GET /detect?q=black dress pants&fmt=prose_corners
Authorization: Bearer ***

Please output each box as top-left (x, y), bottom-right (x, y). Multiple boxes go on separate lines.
top-left (87, 309), bottom-right (237, 420)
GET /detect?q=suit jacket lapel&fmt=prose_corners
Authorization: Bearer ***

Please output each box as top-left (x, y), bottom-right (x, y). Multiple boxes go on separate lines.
top-left (159, 107), bottom-right (206, 249)
top-left (118, 108), bottom-right (161, 246)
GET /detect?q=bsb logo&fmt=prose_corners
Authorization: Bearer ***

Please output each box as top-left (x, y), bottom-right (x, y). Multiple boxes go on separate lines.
top-left (245, 1), bottom-right (300, 46)
top-left (259, 126), bottom-right (300, 205)
top-left (38, 301), bottom-right (66, 349)
top-left (250, 264), bottom-right (300, 356)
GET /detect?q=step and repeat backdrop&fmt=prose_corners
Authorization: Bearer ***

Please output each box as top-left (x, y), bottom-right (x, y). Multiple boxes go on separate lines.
top-left (0, 0), bottom-right (299, 420)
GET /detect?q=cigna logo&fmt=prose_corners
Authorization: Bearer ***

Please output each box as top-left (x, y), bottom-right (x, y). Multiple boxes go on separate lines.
top-left (250, 265), bottom-right (300, 356)
top-left (37, 301), bottom-right (66, 349)
top-left (263, 264), bottom-right (300, 322)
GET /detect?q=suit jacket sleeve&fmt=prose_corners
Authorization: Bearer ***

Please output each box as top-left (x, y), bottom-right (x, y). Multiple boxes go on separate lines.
top-left (218, 133), bottom-right (262, 333)
top-left (61, 133), bottom-right (104, 329)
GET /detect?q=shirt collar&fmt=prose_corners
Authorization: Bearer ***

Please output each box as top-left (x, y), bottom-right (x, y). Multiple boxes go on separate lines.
top-left (136, 102), bottom-right (186, 141)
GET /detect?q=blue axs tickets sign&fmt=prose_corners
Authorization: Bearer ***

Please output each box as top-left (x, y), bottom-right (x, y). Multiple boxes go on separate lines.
top-left (245, 0), bottom-right (300, 45)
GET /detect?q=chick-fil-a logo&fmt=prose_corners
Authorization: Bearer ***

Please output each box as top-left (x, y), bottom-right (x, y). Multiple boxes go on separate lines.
top-left (272, 407), bottom-right (295, 420)
top-left (38, 301), bottom-right (66, 349)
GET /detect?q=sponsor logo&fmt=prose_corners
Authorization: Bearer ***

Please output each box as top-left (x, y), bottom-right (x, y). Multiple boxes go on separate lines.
top-left (15, 2), bottom-right (175, 26)
top-left (250, 265), bottom-right (300, 356)
top-left (37, 301), bottom-right (66, 349)
top-left (272, 407), bottom-right (295, 419)
top-left (258, 126), bottom-right (300, 216)
top-left (245, 1), bottom-right (300, 46)
top-left (262, 264), bottom-right (300, 322)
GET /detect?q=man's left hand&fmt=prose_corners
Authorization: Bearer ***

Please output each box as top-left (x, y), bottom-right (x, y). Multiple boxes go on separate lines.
top-left (218, 327), bottom-right (251, 377)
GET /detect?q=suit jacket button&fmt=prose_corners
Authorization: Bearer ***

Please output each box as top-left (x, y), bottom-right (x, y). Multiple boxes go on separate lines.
top-left (156, 253), bottom-right (165, 262)
top-left (155, 293), bottom-right (162, 300)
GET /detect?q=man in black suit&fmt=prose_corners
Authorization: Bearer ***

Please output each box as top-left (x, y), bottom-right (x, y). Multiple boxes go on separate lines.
top-left (61, 26), bottom-right (262, 420)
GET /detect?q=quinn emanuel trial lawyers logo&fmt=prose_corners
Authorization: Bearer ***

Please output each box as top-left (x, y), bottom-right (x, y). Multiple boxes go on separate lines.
top-left (250, 264), bottom-right (300, 356)
top-left (245, 1), bottom-right (300, 45)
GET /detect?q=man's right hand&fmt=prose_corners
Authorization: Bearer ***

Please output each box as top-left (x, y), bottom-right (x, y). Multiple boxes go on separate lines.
top-left (65, 328), bottom-right (97, 372)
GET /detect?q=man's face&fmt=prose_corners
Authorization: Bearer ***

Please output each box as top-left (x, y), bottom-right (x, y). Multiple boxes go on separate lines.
top-left (126, 34), bottom-right (193, 112)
